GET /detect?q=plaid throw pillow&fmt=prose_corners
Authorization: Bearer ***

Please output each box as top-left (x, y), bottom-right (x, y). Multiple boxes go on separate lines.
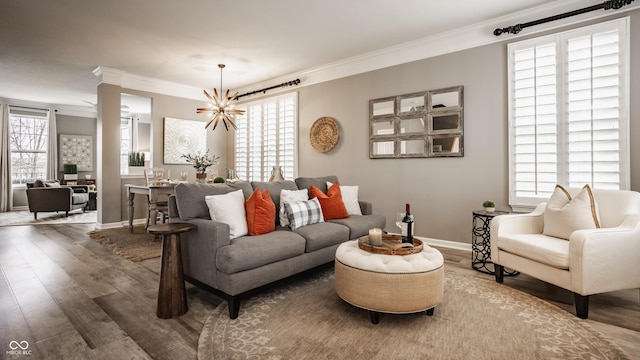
top-left (284, 198), bottom-right (324, 230)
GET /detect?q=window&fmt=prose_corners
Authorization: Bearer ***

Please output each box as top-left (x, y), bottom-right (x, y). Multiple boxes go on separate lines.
top-left (508, 18), bottom-right (629, 210)
top-left (120, 117), bottom-right (132, 173)
top-left (9, 107), bottom-right (49, 184)
top-left (235, 92), bottom-right (298, 182)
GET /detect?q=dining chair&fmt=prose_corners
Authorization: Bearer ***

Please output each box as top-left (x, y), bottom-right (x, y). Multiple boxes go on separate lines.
top-left (144, 167), bottom-right (170, 227)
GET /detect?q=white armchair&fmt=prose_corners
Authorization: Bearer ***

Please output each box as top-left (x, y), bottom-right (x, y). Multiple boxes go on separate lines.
top-left (490, 187), bottom-right (640, 319)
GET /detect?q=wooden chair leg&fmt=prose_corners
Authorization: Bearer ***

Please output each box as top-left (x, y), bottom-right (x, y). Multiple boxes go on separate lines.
top-left (574, 293), bottom-right (589, 319)
top-left (495, 264), bottom-right (504, 283)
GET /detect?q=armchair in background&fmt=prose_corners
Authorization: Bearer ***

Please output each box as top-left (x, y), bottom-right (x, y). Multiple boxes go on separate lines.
top-left (26, 179), bottom-right (90, 219)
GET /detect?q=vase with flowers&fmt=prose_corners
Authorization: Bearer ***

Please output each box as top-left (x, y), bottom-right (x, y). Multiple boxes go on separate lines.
top-left (182, 150), bottom-right (220, 183)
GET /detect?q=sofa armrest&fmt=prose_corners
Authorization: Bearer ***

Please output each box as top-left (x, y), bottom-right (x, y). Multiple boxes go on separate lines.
top-left (569, 214), bottom-right (640, 294)
top-left (68, 185), bottom-right (89, 193)
top-left (180, 218), bottom-right (232, 288)
top-left (359, 201), bottom-right (373, 215)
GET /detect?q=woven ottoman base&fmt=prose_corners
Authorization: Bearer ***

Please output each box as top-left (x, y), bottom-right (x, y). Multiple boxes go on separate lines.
top-left (334, 240), bottom-right (444, 324)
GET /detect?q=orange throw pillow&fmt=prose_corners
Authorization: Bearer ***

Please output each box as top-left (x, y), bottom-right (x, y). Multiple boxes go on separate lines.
top-left (310, 183), bottom-right (350, 220)
top-left (245, 188), bottom-right (276, 235)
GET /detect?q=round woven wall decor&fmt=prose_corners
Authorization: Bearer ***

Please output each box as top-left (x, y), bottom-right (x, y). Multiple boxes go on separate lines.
top-left (310, 117), bottom-right (339, 153)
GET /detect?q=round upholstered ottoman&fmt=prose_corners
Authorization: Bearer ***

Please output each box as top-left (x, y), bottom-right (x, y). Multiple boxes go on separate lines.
top-left (334, 240), bottom-right (444, 324)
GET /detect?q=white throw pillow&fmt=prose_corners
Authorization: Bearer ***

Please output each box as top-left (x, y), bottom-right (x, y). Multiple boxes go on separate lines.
top-left (327, 181), bottom-right (362, 216)
top-left (284, 198), bottom-right (324, 230)
top-left (543, 184), bottom-right (600, 240)
top-left (205, 189), bottom-right (248, 239)
top-left (279, 189), bottom-right (308, 227)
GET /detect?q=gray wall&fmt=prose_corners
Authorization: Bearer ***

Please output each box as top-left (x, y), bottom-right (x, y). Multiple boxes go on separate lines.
top-left (56, 114), bottom-right (97, 180)
top-left (294, 44), bottom-right (508, 244)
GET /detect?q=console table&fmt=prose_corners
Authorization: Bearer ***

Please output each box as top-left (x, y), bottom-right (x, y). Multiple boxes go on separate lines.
top-left (471, 210), bottom-right (519, 276)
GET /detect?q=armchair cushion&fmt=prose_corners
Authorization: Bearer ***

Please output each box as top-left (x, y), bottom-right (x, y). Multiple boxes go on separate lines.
top-left (497, 234), bottom-right (569, 269)
top-left (543, 184), bottom-right (600, 240)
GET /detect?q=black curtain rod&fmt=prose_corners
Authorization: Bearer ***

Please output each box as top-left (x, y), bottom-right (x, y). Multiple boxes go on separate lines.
top-left (494, 0), bottom-right (635, 36)
top-left (8, 105), bottom-right (50, 112)
top-left (236, 79), bottom-right (301, 100)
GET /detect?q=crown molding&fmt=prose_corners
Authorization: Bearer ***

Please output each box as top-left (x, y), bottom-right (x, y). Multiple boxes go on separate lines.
top-left (93, 66), bottom-right (203, 101)
top-left (94, 0), bottom-right (639, 101)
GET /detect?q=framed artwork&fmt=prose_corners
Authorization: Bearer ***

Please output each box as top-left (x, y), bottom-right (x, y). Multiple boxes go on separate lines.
top-left (163, 117), bottom-right (207, 164)
top-left (60, 134), bottom-right (93, 171)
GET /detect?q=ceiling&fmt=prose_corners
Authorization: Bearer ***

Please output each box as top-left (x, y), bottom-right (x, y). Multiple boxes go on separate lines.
top-left (0, 0), bottom-right (628, 112)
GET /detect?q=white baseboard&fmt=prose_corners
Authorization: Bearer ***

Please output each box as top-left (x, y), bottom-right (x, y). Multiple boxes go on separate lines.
top-left (96, 219), bottom-right (146, 230)
top-left (418, 236), bottom-right (471, 252)
top-left (386, 232), bottom-right (471, 252)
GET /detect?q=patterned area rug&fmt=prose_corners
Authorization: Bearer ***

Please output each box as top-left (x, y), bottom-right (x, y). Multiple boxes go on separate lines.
top-left (88, 226), bottom-right (161, 262)
top-left (198, 268), bottom-right (630, 360)
top-left (0, 209), bottom-right (96, 226)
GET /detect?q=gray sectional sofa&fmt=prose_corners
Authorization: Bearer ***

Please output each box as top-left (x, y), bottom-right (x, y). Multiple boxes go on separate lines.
top-left (168, 175), bottom-right (386, 319)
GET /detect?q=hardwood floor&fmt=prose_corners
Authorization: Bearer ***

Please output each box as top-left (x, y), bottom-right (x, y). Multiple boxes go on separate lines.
top-left (0, 223), bottom-right (638, 359)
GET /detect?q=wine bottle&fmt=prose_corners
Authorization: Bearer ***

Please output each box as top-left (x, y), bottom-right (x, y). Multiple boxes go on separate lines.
top-left (401, 203), bottom-right (414, 244)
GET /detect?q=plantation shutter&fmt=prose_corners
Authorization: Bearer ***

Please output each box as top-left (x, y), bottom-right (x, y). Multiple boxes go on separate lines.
top-left (566, 29), bottom-right (623, 189)
top-left (235, 92), bottom-right (298, 182)
top-left (508, 18), bottom-right (629, 210)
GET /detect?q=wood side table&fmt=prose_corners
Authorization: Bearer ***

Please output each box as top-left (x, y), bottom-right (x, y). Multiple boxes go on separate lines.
top-left (147, 222), bottom-right (195, 319)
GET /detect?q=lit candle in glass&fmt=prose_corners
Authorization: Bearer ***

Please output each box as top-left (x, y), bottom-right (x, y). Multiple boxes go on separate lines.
top-left (369, 228), bottom-right (383, 246)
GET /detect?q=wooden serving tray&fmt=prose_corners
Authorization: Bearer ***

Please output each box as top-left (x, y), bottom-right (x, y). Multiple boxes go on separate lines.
top-left (358, 234), bottom-right (423, 255)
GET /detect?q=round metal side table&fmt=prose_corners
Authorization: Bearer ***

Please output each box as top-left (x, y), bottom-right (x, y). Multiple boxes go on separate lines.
top-left (471, 210), bottom-right (519, 276)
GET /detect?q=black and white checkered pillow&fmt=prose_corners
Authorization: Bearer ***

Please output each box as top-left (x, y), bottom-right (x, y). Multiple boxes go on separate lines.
top-left (284, 198), bottom-right (324, 230)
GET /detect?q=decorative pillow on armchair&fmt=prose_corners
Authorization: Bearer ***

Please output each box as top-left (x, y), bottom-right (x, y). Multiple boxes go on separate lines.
top-left (245, 188), bottom-right (276, 236)
top-left (543, 184), bottom-right (601, 240)
top-left (310, 182), bottom-right (349, 220)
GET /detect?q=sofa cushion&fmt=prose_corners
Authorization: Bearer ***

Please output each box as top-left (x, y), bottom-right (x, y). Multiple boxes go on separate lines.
top-left (497, 233), bottom-right (569, 269)
top-left (175, 181), bottom-right (253, 220)
top-left (327, 181), bottom-right (362, 216)
top-left (329, 214), bottom-right (387, 239)
top-left (205, 189), bottom-right (248, 239)
top-left (216, 231), bottom-right (306, 273)
top-left (293, 222), bottom-right (350, 252)
top-left (310, 183), bottom-right (349, 220)
top-left (245, 188), bottom-right (276, 236)
top-left (295, 175), bottom-right (339, 194)
top-left (543, 184), bottom-right (600, 240)
top-left (285, 198), bottom-right (324, 230)
top-left (45, 181), bottom-right (61, 188)
top-left (250, 180), bottom-right (299, 227)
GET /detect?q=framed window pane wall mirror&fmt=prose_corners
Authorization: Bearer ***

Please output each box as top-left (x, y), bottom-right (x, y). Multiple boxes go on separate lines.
top-left (369, 86), bottom-right (463, 159)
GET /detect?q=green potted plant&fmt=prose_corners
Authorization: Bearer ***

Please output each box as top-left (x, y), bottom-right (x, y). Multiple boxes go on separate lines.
top-left (63, 163), bottom-right (78, 181)
top-left (128, 151), bottom-right (145, 175)
top-left (182, 150), bottom-right (220, 183)
top-left (482, 200), bottom-right (496, 213)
